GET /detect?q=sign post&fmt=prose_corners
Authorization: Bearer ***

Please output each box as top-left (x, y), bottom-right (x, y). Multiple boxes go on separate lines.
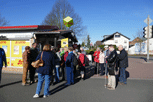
top-left (144, 15), bottom-right (153, 62)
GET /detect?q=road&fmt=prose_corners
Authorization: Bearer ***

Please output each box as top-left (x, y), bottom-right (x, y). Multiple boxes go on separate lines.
top-left (0, 73), bottom-right (153, 102)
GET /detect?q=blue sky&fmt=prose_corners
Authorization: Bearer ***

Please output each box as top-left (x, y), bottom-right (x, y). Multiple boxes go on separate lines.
top-left (0, 0), bottom-right (153, 44)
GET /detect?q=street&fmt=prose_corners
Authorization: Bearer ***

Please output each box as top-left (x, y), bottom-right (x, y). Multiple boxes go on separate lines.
top-left (0, 73), bottom-right (153, 102)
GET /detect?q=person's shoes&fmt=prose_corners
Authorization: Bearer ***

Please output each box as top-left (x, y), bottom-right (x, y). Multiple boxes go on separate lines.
top-left (104, 84), bottom-right (111, 87)
top-left (65, 83), bottom-right (70, 86)
top-left (118, 82), bottom-right (123, 85)
top-left (34, 79), bottom-right (38, 83)
top-left (107, 87), bottom-right (115, 90)
top-left (33, 94), bottom-right (39, 98)
top-left (121, 83), bottom-right (127, 85)
top-left (22, 83), bottom-right (30, 86)
top-left (43, 95), bottom-right (49, 98)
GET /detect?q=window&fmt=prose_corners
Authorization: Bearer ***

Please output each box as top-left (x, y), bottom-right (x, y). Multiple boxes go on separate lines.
top-left (115, 35), bottom-right (120, 38)
top-left (115, 40), bottom-right (118, 43)
top-left (124, 40), bottom-right (127, 43)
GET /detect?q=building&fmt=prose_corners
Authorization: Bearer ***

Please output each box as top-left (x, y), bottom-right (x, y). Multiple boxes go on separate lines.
top-left (0, 25), bottom-right (78, 68)
top-left (129, 37), bottom-right (143, 47)
top-left (101, 32), bottom-right (130, 51)
top-left (128, 38), bottom-right (153, 55)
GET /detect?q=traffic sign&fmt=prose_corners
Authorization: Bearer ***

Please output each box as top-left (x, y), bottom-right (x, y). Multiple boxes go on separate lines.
top-left (144, 17), bottom-right (153, 25)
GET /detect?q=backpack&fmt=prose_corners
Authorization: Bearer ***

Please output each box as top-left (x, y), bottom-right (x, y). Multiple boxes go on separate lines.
top-left (84, 55), bottom-right (89, 66)
top-left (73, 54), bottom-right (78, 66)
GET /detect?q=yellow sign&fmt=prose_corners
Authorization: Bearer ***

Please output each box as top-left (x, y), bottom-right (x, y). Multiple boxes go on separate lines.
top-left (61, 38), bottom-right (68, 48)
top-left (11, 58), bottom-right (23, 67)
top-left (11, 41), bottom-right (30, 58)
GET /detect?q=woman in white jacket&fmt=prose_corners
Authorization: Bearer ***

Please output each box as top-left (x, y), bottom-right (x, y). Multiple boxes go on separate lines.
top-left (99, 48), bottom-right (105, 76)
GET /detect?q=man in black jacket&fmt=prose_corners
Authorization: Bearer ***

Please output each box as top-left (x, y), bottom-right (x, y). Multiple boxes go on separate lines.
top-left (29, 43), bottom-right (39, 84)
top-left (106, 45), bottom-right (117, 90)
top-left (118, 45), bottom-right (128, 85)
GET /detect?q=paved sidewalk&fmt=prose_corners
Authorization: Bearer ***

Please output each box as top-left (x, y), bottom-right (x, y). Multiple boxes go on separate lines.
top-left (91, 58), bottom-right (153, 80)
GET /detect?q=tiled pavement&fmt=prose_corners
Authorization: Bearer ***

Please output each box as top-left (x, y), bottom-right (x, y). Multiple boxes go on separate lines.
top-left (2, 58), bottom-right (153, 79)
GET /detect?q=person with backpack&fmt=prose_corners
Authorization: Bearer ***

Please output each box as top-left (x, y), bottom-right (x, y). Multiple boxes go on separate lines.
top-left (65, 47), bottom-right (75, 85)
top-left (0, 48), bottom-right (7, 84)
top-left (78, 50), bottom-right (85, 80)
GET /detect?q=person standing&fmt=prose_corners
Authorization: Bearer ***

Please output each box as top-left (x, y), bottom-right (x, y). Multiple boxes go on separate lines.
top-left (61, 47), bottom-right (69, 81)
top-left (99, 48), bottom-right (105, 76)
top-left (78, 50), bottom-right (85, 80)
top-left (93, 47), bottom-right (100, 74)
top-left (22, 46), bottom-right (30, 86)
top-left (29, 43), bottom-right (39, 84)
top-left (65, 47), bottom-right (74, 85)
top-left (33, 44), bottom-right (55, 98)
top-left (0, 48), bottom-right (7, 84)
top-left (104, 46), bottom-right (110, 78)
top-left (118, 45), bottom-right (128, 85)
top-left (106, 45), bottom-right (117, 90)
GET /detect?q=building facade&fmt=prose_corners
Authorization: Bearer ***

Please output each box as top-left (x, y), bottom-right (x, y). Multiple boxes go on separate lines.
top-left (101, 32), bottom-right (130, 51)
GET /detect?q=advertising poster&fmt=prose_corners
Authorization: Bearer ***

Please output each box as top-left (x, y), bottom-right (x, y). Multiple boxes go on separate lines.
top-left (22, 46), bottom-right (26, 53)
top-left (14, 46), bottom-right (19, 54)
top-left (2, 46), bottom-right (7, 53)
top-left (61, 38), bottom-right (68, 48)
top-left (0, 41), bottom-right (10, 57)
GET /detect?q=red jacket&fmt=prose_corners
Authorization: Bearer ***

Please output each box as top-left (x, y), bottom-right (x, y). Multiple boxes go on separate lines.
top-left (78, 53), bottom-right (85, 67)
top-left (93, 51), bottom-right (100, 63)
top-left (64, 51), bottom-right (69, 62)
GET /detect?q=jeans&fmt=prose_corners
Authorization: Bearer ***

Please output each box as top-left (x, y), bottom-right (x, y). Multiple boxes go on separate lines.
top-left (100, 63), bottom-right (104, 75)
top-left (66, 67), bottom-right (74, 85)
top-left (55, 67), bottom-right (60, 83)
top-left (119, 67), bottom-right (127, 84)
top-left (0, 67), bottom-right (2, 83)
top-left (36, 73), bottom-right (52, 96)
top-left (95, 62), bottom-right (99, 74)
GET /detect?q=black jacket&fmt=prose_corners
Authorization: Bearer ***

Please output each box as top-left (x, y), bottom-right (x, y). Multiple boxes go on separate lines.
top-left (30, 48), bottom-right (39, 62)
top-left (117, 49), bottom-right (128, 68)
top-left (106, 50), bottom-right (117, 67)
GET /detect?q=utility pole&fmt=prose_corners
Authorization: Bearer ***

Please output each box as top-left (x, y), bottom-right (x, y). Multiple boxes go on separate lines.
top-left (147, 15), bottom-right (150, 62)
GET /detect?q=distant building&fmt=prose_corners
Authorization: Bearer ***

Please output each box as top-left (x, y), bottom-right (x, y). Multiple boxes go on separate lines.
top-left (95, 41), bottom-right (102, 46)
top-left (128, 38), bottom-right (153, 55)
top-left (129, 37), bottom-right (143, 47)
top-left (101, 32), bottom-right (130, 51)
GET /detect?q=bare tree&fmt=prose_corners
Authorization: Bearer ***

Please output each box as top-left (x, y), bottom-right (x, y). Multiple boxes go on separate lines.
top-left (133, 29), bottom-right (144, 54)
top-left (0, 13), bottom-right (9, 26)
top-left (42, 0), bottom-right (86, 36)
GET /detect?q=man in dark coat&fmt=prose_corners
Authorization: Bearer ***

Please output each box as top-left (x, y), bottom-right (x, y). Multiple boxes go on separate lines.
top-left (118, 45), bottom-right (128, 85)
top-left (29, 43), bottom-right (39, 84)
top-left (106, 45), bottom-right (117, 90)
top-left (65, 47), bottom-right (74, 85)
top-left (0, 48), bottom-right (7, 84)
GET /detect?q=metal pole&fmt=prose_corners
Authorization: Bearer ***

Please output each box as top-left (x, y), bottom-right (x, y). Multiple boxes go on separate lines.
top-left (147, 15), bottom-right (150, 62)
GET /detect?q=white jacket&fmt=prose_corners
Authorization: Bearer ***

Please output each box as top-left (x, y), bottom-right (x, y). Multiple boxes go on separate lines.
top-left (99, 52), bottom-right (105, 64)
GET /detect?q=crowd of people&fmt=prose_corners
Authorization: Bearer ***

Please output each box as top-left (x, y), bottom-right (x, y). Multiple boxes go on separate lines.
top-left (0, 42), bottom-right (128, 98)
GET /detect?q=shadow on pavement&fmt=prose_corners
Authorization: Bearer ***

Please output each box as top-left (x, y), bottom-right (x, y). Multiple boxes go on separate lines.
top-left (0, 80), bottom-right (22, 88)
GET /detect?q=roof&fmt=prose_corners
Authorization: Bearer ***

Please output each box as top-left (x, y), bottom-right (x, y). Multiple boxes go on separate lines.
top-left (0, 25), bottom-right (59, 31)
top-left (101, 32), bottom-right (130, 42)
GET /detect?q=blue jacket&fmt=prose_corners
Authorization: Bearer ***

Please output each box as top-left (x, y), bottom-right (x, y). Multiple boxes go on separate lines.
top-left (0, 48), bottom-right (7, 68)
top-left (35, 51), bottom-right (55, 75)
top-left (65, 51), bottom-right (74, 68)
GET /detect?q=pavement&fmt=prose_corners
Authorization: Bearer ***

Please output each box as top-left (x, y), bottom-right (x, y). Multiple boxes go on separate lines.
top-left (0, 73), bottom-right (153, 102)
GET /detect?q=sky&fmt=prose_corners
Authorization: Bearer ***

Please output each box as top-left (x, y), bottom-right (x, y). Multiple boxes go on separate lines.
top-left (0, 0), bottom-right (153, 44)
